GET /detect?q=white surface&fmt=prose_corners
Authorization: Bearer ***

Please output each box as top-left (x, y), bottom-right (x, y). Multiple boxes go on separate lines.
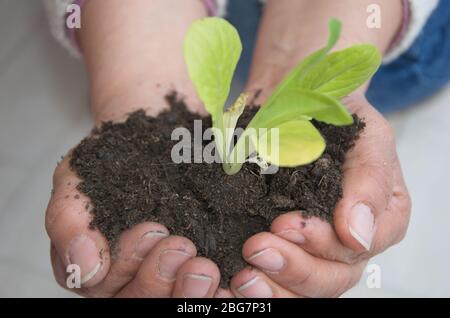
top-left (346, 86), bottom-right (450, 298)
top-left (0, 0), bottom-right (449, 297)
top-left (0, 0), bottom-right (89, 298)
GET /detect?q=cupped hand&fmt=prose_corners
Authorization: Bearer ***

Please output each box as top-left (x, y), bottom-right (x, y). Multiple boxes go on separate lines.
top-left (46, 154), bottom-right (222, 298)
top-left (230, 94), bottom-right (411, 297)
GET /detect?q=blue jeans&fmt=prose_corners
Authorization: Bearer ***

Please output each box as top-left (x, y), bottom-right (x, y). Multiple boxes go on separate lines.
top-left (226, 0), bottom-right (450, 113)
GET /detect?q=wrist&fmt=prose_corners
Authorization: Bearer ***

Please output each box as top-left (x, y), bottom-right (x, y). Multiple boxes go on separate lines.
top-left (246, 0), bottom-right (403, 101)
top-left (90, 75), bottom-right (168, 125)
top-left (76, 0), bottom-right (208, 124)
top-left (90, 72), bottom-right (205, 125)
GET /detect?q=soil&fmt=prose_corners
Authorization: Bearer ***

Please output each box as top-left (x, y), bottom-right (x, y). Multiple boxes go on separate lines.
top-left (70, 92), bottom-right (365, 285)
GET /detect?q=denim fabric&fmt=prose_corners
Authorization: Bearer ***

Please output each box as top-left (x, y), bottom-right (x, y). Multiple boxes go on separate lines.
top-left (367, 0), bottom-right (450, 113)
top-left (227, 0), bottom-right (450, 114)
top-left (226, 0), bottom-right (263, 82)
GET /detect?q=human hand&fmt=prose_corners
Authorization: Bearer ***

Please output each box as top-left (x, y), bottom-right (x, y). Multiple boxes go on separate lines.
top-left (46, 153), bottom-right (225, 298)
top-left (229, 94), bottom-right (411, 297)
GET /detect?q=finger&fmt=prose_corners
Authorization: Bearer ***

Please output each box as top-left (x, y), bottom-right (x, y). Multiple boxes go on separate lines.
top-left (271, 163), bottom-right (410, 263)
top-left (230, 267), bottom-right (299, 298)
top-left (50, 243), bottom-right (68, 289)
top-left (116, 235), bottom-right (196, 297)
top-left (81, 222), bottom-right (169, 297)
top-left (334, 96), bottom-right (396, 253)
top-left (242, 232), bottom-right (365, 297)
top-left (366, 158), bottom-right (411, 254)
top-left (52, 223), bottom-right (170, 298)
top-left (271, 212), bottom-right (359, 264)
top-left (171, 257), bottom-right (220, 298)
top-left (48, 156), bottom-right (173, 297)
top-left (46, 158), bottom-right (110, 289)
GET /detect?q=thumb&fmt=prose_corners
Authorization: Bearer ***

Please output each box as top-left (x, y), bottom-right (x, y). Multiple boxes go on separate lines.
top-left (334, 98), bottom-right (396, 253)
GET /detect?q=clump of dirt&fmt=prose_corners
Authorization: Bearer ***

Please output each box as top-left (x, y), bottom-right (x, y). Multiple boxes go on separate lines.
top-left (70, 92), bottom-right (364, 284)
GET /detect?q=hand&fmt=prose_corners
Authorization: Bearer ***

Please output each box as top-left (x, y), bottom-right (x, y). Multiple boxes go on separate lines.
top-left (229, 94), bottom-right (411, 297)
top-left (46, 149), bottom-right (223, 298)
top-left (44, 0), bottom-right (227, 297)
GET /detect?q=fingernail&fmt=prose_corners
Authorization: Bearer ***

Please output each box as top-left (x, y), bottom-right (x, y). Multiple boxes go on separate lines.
top-left (182, 274), bottom-right (212, 298)
top-left (276, 230), bottom-right (306, 244)
top-left (135, 231), bottom-right (168, 260)
top-left (349, 203), bottom-right (375, 251)
top-left (158, 249), bottom-right (192, 280)
top-left (237, 277), bottom-right (273, 298)
top-left (247, 248), bottom-right (285, 273)
top-left (67, 235), bottom-right (102, 285)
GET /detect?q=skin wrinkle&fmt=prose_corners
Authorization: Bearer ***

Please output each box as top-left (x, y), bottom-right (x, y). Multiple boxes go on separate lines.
top-left (287, 269), bottom-right (313, 295)
top-left (352, 165), bottom-right (392, 204)
top-left (299, 219), bottom-right (354, 263)
top-left (336, 262), bottom-right (366, 297)
top-left (238, 0), bottom-right (407, 297)
top-left (46, 0), bottom-right (411, 298)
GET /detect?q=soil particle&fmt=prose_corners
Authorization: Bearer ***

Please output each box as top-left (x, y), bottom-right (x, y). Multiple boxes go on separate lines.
top-left (70, 92), bottom-right (364, 285)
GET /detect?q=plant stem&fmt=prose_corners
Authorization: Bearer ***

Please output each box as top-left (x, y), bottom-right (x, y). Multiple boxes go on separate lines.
top-left (222, 162), bottom-right (243, 175)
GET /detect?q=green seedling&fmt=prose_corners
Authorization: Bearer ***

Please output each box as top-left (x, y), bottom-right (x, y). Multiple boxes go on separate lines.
top-left (184, 17), bottom-right (381, 175)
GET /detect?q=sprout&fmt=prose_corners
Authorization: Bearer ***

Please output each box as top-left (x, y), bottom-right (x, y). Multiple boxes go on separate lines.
top-left (184, 17), bottom-right (381, 175)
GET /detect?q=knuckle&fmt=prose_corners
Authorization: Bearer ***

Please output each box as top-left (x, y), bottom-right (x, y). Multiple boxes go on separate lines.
top-left (392, 211), bottom-right (410, 246)
top-left (45, 192), bottom-right (72, 237)
top-left (391, 188), bottom-right (412, 246)
top-left (53, 161), bottom-right (68, 185)
top-left (346, 267), bottom-right (364, 292)
top-left (45, 199), bottom-right (61, 236)
top-left (343, 251), bottom-right (368, 265)
top-left (332, 263), bottom-right (365, 297)
top-left (243, 232), bottom-right (274, 253)
top-left (402, 191), bottom-right (413, 218)
top-left (248, 231), bottom-right (273, 245)
top-left (162, 235), bottom-right (197, 253)
top-left (393, 227), bottom-right (407, 246)
top-left (288, 267), bottom-right (313, 293)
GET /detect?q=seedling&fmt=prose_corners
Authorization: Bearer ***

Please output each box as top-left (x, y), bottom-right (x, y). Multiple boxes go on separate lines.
top-left (184, 17), bottom-right (381, 175)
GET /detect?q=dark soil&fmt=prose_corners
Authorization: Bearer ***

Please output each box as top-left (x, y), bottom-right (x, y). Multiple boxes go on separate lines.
top-left (70, 92), bottom-right (364, 285)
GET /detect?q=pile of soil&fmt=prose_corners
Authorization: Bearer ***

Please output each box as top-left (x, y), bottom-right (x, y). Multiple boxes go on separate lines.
top-left (70, 92), bottom-right (364, 284)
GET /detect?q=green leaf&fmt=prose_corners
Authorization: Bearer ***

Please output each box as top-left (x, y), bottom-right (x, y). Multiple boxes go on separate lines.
top-left (265, 18), bottom-right (341, 106)
top-left (298, 45), bottom-right (382, 99)
top-left (248, 90), bottom-right (353, 130)
top-left (222, 93), bottom-right (248, 155)
top-left (184, 17), bottom-right (242, 119)
top-left (255, 120), bottom-right (325, 167)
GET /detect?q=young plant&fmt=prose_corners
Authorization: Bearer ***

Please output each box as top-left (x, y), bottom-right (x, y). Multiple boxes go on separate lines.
top-left (184, 17), bottom-right (381, 175)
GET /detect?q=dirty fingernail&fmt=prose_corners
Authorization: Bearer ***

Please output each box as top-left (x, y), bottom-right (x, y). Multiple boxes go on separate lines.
top-left (276, 230), bottom-right (306, 244)
top-left (158, 250), bottom-right (192, 280)
top-left (135, 231), bottom-right (168, 260)
top-left (247, 248), bottom-right (285, 273)
top-left (349, 203), bottom-right (375, 251)
top-left (237, 277), bottom-right (273, 298)
top-left (183, 274), bottom-right (212, 298)
top-left (67, 235), bottom-right (102, 285)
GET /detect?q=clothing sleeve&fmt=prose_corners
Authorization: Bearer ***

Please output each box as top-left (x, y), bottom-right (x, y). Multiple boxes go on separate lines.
top-left (44, 0), bottom-right (439, 64)
top-left (41, 0), bottom-right (229, 58)
top-left (258, 0), bottom-right (439, 64)
top-left (383, 0), bottom-right (439, 63)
